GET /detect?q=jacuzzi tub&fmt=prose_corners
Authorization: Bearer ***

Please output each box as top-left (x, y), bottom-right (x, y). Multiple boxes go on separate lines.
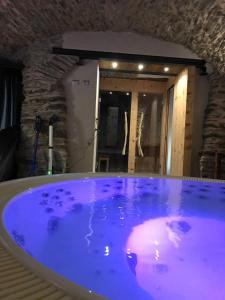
top-left (1, 173), bottom-right (225, 300)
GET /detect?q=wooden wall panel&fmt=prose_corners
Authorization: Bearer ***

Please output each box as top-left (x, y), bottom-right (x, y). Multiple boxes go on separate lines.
top-left (183, 66), bottom-right (196, 176)
top-left (100, 77), bottom-right (166, 93)
top-left (170, 67), bottom-right (196, 177)
top-left (170, 68), bottom-right (188, 176)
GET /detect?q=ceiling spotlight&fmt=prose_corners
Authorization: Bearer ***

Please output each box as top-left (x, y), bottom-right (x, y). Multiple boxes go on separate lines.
top-left (109, 91), bottom-right (113, 95)
top-left (164, 67), bottom-right (170, 72)
top-left (138, 64), bottom-right (144, 71)
top-left (112, 62), bottom-right (118, 69)
top-left (143, 94), bottom-right (146, 97)
top-left (126, 92), bottom-right (130, 96)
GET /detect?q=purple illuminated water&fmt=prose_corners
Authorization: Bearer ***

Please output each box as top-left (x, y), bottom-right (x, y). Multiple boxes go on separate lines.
top-left (3, 177), bottom-right (225, 300)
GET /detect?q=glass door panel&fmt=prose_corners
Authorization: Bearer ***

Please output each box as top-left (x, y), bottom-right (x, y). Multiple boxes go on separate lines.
top-left (97, 91), bottom-right (131, 172)
top-left (166, 87), bottom-right (174, 175)
top-left (135, 93), bottom-right (163, 173)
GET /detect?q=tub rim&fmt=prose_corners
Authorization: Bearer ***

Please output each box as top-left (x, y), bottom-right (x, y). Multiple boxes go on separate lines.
top-left (0, 172), bottom-right (224, 299)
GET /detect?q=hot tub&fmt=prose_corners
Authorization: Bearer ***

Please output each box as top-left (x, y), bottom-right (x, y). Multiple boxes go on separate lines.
top-left (1, 174), bottom-right (225, 300)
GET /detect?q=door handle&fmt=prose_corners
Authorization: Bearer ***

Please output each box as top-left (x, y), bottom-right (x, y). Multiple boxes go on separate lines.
top-left (122, 111), bottom-right (128, 155)
top-left (137, 112), bottom-right (144, 157)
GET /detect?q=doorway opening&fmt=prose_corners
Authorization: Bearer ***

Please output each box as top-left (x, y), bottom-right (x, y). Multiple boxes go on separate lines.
top-left (97, 74), bottom-right (166, 174)
top-left (96, 60), bottom-right (197, 176)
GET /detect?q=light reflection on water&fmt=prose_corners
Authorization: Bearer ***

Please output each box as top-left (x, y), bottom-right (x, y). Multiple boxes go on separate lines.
top-left (3, 177), bottom-right (225, 300)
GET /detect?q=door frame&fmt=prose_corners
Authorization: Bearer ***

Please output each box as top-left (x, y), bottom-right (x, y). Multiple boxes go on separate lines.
top-left (100, 77), bottom-right (167, 173)
top-left (159, 77), bottom-right (176, 175)
top-left (160, 67), bottom-right (197, 177)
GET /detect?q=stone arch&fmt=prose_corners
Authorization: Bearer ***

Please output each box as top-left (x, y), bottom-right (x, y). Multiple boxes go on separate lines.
top-left (1, 0), bottom-right (224, 177)
top-left (0, 1), bottom-right (224, 73)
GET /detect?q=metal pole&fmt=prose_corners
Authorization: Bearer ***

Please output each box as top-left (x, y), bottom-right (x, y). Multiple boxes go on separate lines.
top-left (47, 115), bottom-right (59, 175)
top-left (48, 123), bottom-right (53, 175)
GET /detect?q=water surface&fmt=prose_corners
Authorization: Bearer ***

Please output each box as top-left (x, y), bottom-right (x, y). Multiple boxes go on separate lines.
top-left (3, 177), bottom-right (225, 300)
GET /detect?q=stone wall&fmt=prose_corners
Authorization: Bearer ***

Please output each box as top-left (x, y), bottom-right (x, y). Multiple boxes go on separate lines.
top-left (18, 36), bottom-right (78, 177)
top-left (0, 1), bottom-right (224, 179)
top-left (0, 1), bottom-right (225, 74)
top-left (200, 72), bottom-right (225, 178)
top-left (16, 32), bottom-right (225, 179)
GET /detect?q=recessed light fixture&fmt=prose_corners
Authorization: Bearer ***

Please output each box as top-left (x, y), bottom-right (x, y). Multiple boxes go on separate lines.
top-left (112, 62), bottom-right (118, 69)
top-left (126, 92), bottom-right (130, 96)
top-left (143, 94), bottom-right (146, 97)
top-left (109, 91), bottom-right (113, 95)
top-left (138, 64), bottom-right (144, 71)
top-left (164, 67), bottom-right (170, 72)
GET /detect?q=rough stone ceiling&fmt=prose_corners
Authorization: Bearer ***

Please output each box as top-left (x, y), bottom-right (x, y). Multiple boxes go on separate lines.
top-left (0, 0), bottom-right (225, 72)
